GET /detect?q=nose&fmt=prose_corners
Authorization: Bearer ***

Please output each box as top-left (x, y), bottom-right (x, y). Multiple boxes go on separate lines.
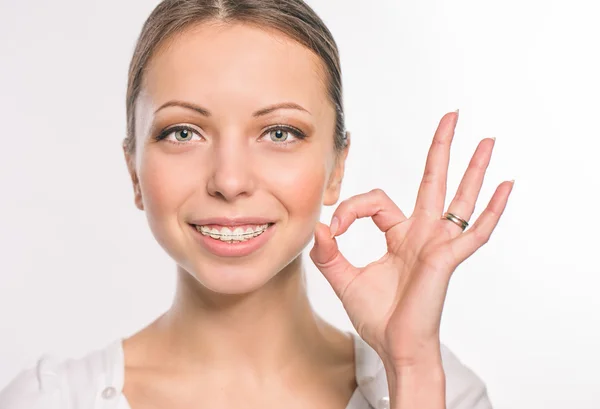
top-left (206, 137), bottom-right (256, 201)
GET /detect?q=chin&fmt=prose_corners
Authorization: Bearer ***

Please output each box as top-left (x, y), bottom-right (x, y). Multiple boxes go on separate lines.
top-left (186, 261), bottom-right (280, 295)
top-left (179, 243), bottom-right (308, 296)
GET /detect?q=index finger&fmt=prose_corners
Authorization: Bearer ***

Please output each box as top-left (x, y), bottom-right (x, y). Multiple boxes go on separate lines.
top-left (329, 188), bottom-right (407, 237)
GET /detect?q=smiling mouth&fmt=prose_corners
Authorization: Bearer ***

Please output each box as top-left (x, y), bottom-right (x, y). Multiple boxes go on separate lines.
top-left (191, 223), bottom-right (275, 243)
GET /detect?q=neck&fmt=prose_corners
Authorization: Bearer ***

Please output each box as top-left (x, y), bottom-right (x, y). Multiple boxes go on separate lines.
top-left (147, 256), bottom-right (351, 376)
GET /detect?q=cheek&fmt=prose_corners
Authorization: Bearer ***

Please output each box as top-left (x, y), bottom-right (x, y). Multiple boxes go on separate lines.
top-left (137, 150), bottom-right (199, 250)
top-left (140, 154), bottom-right (182, 213)
top-left (263, 152), bottom-right (329, 222)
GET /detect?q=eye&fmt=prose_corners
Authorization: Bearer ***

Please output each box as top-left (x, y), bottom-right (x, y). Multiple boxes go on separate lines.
top-left (155, 125), bottom-right (202, 144)
top-left (262, 125), bottom-right (306, 144)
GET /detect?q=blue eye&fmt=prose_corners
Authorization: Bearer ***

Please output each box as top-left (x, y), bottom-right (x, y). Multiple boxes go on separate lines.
top-left (174, 128), bottom-right (194, 141)
top-left (263, 125), bottom-right (306, 144)
top-left (269, 128), bottom-right (290, 142)
top-left (156, 125), bottom-right (202, 143)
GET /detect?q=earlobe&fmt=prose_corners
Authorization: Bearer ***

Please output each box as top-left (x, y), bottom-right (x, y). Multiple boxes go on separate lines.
top-left (323, 180), bottom-right (342, 206)
top-left (122, 142), bottom-right (144, 211)
top-left (323, 131), bottom-right (351, 206)
top-left (133, 182), bottom-right (144, 211)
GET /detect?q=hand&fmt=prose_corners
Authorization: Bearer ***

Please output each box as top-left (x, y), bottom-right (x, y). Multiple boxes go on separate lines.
top-left (310, 111), bottom-right (514, 369)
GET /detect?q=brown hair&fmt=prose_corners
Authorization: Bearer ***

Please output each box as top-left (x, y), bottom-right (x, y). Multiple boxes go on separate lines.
top-left (124, 0), bottom-right (347, 155)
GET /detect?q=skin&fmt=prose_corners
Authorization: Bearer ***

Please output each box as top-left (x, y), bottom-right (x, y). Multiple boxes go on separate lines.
top-left (123, 18), bottom-right (514, 409)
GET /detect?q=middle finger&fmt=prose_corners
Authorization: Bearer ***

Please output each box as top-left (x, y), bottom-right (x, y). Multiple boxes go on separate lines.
top-left (414, 110), bottom-right (459, 217)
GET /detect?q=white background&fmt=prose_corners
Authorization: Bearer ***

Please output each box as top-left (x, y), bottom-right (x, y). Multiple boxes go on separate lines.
top-left (1, 0), bottom-right (599, 408)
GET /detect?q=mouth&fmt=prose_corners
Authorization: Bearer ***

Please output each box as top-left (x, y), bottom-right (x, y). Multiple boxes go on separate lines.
top-left (188, 221), bottom-right (277, 258)
top-left (190, 222), bottom-right (275, 244)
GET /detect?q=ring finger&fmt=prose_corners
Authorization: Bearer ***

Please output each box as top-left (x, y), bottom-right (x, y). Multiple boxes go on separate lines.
top-left (443, 137), bottom-right (496, 236)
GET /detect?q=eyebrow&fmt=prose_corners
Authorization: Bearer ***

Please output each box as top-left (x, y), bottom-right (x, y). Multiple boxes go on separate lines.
top-left (154, 101), bottom-right (311, 117)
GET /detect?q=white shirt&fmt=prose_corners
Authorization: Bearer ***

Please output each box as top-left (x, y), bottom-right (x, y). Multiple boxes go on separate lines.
top-left (0, 334), bottom-right (492, 409)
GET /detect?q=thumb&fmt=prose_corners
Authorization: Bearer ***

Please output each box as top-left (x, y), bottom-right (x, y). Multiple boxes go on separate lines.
top-left (309, 221), bottom-right (358, 298)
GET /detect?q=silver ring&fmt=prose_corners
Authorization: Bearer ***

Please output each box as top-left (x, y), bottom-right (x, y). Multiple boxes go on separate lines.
top-left (442, 212), bottom-right (469, 231)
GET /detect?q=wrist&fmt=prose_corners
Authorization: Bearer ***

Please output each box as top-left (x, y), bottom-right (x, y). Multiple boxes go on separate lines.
top-left (380, 340), bottom-right (443, 375)
top-left (382, 347), bottom-right (446, 409)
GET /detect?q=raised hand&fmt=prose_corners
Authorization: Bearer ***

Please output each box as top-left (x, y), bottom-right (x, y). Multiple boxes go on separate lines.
top-left (310, 111), bottom-right (513, 372)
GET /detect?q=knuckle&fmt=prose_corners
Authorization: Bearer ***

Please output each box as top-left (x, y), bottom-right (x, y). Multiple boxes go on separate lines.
top-left (472, 228), bottom-right (490, 244)
top-left (432, 137), bottom-right (446, 147)
top-left (421, 170), bottom-right (437, 185)
top-left (369, 188), bottom-right (386, 197)
top-left (487, 207), bottom-right (501, 218)
top-left (369, 188), bottom-right (390, 204)
top-left (339, 196), bottom-right (354, 209)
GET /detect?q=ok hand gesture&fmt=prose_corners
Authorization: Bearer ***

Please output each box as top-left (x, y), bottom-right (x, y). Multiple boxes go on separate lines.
top-left (310, 111), bottom-right (513, 373)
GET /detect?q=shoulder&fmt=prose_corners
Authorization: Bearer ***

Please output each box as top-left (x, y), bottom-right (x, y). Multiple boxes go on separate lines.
top-left (0, 340), bottom-right (125, 409)
top-left (353, 335), bottom-right (492, 409)
top-left (0, 355), bottom-right (63, 409)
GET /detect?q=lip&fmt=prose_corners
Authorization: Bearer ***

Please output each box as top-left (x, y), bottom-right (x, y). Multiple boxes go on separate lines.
top-left (189, 217), bottom-right (276, 227)
top-left (188, 222), bottom-right (276, 258)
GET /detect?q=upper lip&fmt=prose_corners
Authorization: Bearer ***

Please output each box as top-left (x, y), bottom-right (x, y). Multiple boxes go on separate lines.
top-left (189, 217), bottom-right (275, 227)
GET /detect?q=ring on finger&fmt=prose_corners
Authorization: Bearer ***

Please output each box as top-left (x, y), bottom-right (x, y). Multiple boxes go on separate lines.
top-left (442, 212), bottom-right (469, 231)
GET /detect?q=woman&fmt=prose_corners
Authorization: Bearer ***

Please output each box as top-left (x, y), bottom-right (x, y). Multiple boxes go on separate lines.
top-left (0, 1), bottom-right (513, 408)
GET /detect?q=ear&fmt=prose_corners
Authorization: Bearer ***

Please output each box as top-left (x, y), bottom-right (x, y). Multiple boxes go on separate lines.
top-left (323, 131), bottom-right (351, 206)
top-left (122, 141), bottom-right (144, 211)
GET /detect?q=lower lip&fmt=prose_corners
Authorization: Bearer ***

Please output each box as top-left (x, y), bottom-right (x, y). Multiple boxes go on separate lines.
top-left (189, 223), bottom-right (276, 258)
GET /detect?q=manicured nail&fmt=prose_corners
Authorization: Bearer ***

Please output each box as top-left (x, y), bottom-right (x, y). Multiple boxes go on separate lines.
top-left (329, 217), bottom-right (339, 238)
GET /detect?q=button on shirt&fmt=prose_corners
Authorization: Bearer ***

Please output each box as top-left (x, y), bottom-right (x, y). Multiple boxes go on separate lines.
top-left (0, 334), bottom-right (492, 409)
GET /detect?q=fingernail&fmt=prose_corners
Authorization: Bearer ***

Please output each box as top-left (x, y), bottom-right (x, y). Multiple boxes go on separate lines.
top-left (329, 217), bottom-right (339, 238)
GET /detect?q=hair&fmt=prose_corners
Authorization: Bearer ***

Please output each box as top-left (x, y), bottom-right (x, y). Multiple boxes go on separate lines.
top-left (124, 0), bottom-right (348, 156)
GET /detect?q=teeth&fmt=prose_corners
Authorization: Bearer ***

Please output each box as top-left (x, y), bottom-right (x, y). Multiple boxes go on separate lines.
top-left (195, 223), bottom-right (270, 242)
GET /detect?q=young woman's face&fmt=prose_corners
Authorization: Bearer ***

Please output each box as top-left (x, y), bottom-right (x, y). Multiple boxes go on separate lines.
top-left (126, 22), bottom-right (348, 294)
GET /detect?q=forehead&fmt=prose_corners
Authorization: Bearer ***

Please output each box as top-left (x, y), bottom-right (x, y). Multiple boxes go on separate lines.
top-left (141, 22), bottom-right (332, 118)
